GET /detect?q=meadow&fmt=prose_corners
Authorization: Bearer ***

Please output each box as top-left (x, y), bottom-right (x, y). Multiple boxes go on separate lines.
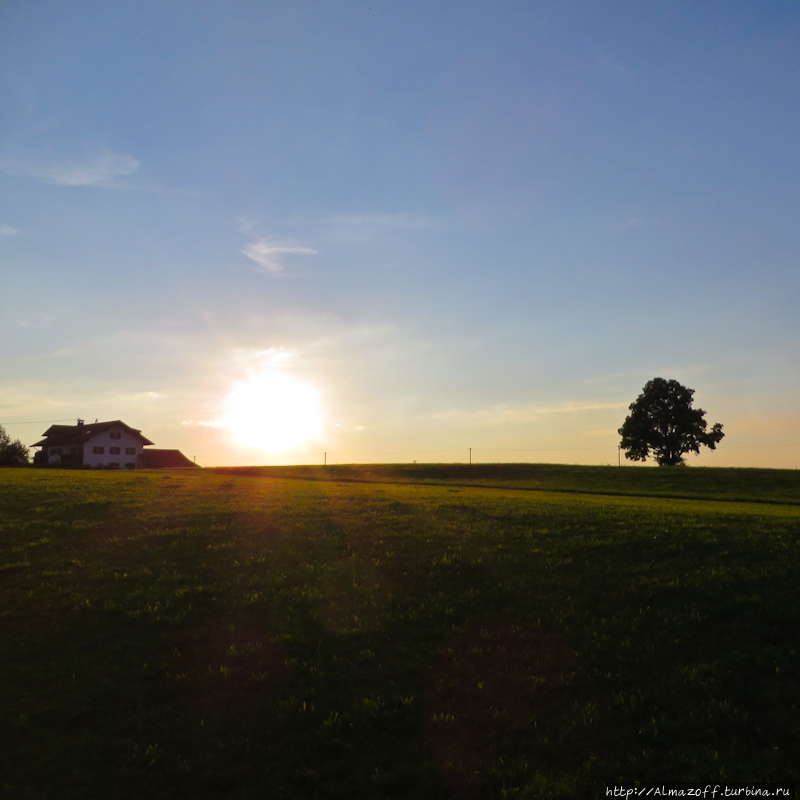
top-left (1, 464), bottom-right (798, 799)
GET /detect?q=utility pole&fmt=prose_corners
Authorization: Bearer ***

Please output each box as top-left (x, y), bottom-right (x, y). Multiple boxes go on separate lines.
top-left (469, 447), bottom-right (472, 465)
top-left (324, 452), bottom-right (327, 466)
top-left (618, 446), bottom-right (621, 467)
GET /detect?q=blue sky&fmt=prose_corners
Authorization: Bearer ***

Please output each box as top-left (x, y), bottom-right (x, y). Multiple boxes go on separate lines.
top-left (2, 0), bottom-right (799, 467)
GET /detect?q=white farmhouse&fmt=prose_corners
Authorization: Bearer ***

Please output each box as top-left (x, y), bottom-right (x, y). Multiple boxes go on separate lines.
top-left (32, 420), bottom-right (154, 469)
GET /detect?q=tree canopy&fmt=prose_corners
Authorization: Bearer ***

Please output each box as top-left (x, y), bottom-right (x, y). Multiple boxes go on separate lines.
top-left (0, 425), bottom-right (30, 467)
top-left (618, 378), bottom-right (724, 466)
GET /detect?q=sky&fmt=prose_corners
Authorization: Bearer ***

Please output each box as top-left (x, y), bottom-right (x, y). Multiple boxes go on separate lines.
top-left (1, 0), bottom-right (799, 468)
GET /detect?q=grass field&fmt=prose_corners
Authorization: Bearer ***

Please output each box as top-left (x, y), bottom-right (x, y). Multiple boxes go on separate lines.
top-left (1, 464), bottom-right (798, 799)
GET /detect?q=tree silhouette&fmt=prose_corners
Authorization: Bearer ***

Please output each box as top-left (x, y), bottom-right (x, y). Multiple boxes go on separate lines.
top-left (618, 378), bottom-right (724, 466)
top-left (0, 425), bottom-right (30, 467)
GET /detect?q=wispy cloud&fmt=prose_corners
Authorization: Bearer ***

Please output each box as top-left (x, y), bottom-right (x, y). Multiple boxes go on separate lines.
top-left (594, 52), bottom-right (639, 94)
top-left (328, 213), bottom-right (437, 229)
top-left (0, 145), bottom-right (139, 186)
top-left (435, 401), bottom-right (627, 424)
top-left (241, 238), bottom-right (319, 274)
top-left (115, 391), bottom-right (161, 400)
top-left (1, 224), bottom-right (20, 236)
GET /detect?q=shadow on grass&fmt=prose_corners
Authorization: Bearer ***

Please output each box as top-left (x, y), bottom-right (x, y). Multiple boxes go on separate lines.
top-left (426, 622), bottom-right (603, 799)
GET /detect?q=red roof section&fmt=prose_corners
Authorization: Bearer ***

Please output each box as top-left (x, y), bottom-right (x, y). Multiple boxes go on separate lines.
top-left (139, 449), bottom-right (198, 468)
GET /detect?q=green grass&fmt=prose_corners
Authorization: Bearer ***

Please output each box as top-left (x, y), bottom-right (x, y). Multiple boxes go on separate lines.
top-left (210, 462), bottom-right (800, 505)
top-left (1, 465), bottom-right (798, 799)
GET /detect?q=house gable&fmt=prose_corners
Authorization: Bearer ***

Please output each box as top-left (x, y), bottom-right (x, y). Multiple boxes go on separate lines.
top-left (33, 420), bottom-right (154, 469)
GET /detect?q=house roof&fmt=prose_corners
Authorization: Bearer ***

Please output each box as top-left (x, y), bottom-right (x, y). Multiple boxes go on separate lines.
top-left (32, 420), bottom-right (155, 448)
top-left (139, 449), bottom-right (198, 468)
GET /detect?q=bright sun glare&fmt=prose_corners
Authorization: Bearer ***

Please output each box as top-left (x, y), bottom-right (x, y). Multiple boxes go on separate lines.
top-left (222, 372), bottom-right (323, 452)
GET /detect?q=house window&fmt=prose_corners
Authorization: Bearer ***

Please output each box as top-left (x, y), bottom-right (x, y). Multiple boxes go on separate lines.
top-left (125, 447), bottom-right (136, 455)
top-left (110, 447), bottom-right (121, 454)
top-left (93, 446), bottom-right (104, 454)
top-left (109, 462), bottom-right (120, 469)
top-left (50, 447), bottom-right (62, 455)
top-left (124, 462), bottom-right (136, 469)
top-left (110, 432), bottom-right (121, 439)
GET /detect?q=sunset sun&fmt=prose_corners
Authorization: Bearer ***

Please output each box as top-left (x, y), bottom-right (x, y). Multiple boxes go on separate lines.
top-left (221, 372), bottom-right (323, 452)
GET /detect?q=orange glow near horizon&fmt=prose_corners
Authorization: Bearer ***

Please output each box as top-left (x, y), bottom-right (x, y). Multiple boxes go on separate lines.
top-left (221, 371), bottom-right (323, 452)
